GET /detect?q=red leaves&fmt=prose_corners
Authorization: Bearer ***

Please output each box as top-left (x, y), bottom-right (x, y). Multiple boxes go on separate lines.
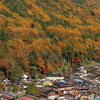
top-left (57, 61), bottom-right (62, 67)
top-left (0, 58), bottom-right (15, 72)
top-left (0, 58), bottom-right (8, 67)
top-left (72, 57), bottom-right (81, 63)
top-left (43, 69), bottom-right (48, 74)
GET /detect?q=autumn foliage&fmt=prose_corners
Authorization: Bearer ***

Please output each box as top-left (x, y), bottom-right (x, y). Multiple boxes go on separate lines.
top-left (0, 0), bottom-right (100, 77)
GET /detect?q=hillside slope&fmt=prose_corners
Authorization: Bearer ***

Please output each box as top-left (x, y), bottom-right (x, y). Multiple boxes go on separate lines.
top-left (0, 0), bottom-right (100, 78)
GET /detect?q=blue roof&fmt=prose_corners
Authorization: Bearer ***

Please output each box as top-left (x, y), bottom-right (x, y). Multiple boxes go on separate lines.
top-left (60, 81), bottom-right (67, 84)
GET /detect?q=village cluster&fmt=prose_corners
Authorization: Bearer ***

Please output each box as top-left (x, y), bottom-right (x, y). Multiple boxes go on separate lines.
top-left (0, 65), bottom-right (100, 100)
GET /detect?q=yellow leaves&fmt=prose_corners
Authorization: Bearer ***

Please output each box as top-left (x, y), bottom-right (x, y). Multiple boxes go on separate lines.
top-left (0, 16), bottom-right (6, 27)
top-left (87, 25), bottom-right (100, 34)
top-left (8, 39), bottom-right (30, 57)
top-left (20, 28), bottom-right (39, 38)
top-left (8, 39), bottom-right (30, 69)
top-left (27, 8), bottom-right (33, 15)
top-left (0, 2), bottom-right (12, 14)
top-left (75, 43), bottom-right (87, 53)
top-left (76, 24), bottom-right (100, 36)
top-left (57, 41), bottom-right (66, 48)
top-left (95, 41), bottom-right (100, 48)
top-left (94, 8), bottom-right (100, 15)
top-left (47, 62), bottom-right (55, 71)
top-left (31, 39), bottom-right (44, 52)
top-left (38, 58), bottom-right (45, 69)
top-left (68, 15), bottom-right (83, 24)
top-left (48, 64), bottom-right (55, 71)
top-left (26, 0), bottom-right (51, 21)
top-left (44, 46), bottom-right (51, 51)
top-left (51, 11), bottom-right (82, 26)
top-left (93, 41), bottom-right (100, 59)
top-left (26, 0), bottom-right (36, 4)
top-left (6, 26), bottom-right (39, 39)
top-left (46, 26), bottom-right (81, 39)
top-left (86, 38), bottom-right (95, 45)
top-left (12, 13), bottom-right (33, 27)
top-left (30, 39), bottom-right (52, 54)
top-left (51, 12), bottom-right (66, 20)
top-left (6, 26), bottom-right (15, 37)
top-left (39, 11), bottom-right (51, 21)
top-left (67, 36), bottom-right (87, 54)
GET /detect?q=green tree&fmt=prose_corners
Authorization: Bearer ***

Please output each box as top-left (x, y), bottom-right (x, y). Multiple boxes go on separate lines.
top-left (87, 43), bottom-right (95, 61)
top-left (62, 65), bottom-right (67, 75)
top-left (13, 0), bottom-right (27, 17)
top-left (29, 56), bottom-right (38, 67)
top-left (34, 96), bottom-right (38, 100)
top-left (48, 51), bottom-right (58, 63)
top-left (12, 85), bottom-right (18, 93)
top-left (26, 82), bottom-right (38, 95)
top-left (0, 27), bottom-right (7, 42)
top-left (29, 50), bottom-right (38, 67)
top-left (62, 46), bottom-right (67, 59)
top-left (30, 66), bottom-right (38, 79)
top-left (51, 36), bottom-right (59, 45)
top-left (47, 71), bottom-right (53, 76)
top-left (0, 79), bottom-right (2, 83)
top-left (9, 65), bottom-right (23, 81)
top-left (66, 44), bottom-right (75, 64)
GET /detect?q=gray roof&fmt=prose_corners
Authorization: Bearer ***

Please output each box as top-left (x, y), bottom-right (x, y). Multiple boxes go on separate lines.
top-left (73, 79), bottom-right (83, 83)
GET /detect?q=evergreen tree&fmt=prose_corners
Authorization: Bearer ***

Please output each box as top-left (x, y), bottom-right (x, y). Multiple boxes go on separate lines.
top-left (0, 27), bottom-right (7, 42)
top-left (29, 50), bottom-right (38, 67)
top-left (30, 66), bottom-right (38, 79)
top-left (34, 96), bottom-right (38, 100)
top-left (62, 65), bottom-right (66, 75)
top-left (26, 81), bottom-right (38, 95)
top-left (9, 65), bottom-right (23, 81)
top-left (12, 85), bottom-right (18, 93)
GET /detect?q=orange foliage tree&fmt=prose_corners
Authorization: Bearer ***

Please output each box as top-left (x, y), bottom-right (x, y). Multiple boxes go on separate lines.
top-left (38, 58), bottom-right (45, 70)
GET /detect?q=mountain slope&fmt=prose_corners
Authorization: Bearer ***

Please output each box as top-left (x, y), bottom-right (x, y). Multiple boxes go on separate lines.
top-left (0, 0), bottom-right (100, 78)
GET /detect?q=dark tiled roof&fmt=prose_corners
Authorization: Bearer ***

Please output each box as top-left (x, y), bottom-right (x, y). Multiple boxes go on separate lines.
top-left (3, 94), bottom-right (14, 100)
top-left (74, 87), bottom-right (89, 90)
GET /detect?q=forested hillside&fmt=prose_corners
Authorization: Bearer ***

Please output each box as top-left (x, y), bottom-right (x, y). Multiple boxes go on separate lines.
top-left (0, 0), bottom-right (100, 79)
